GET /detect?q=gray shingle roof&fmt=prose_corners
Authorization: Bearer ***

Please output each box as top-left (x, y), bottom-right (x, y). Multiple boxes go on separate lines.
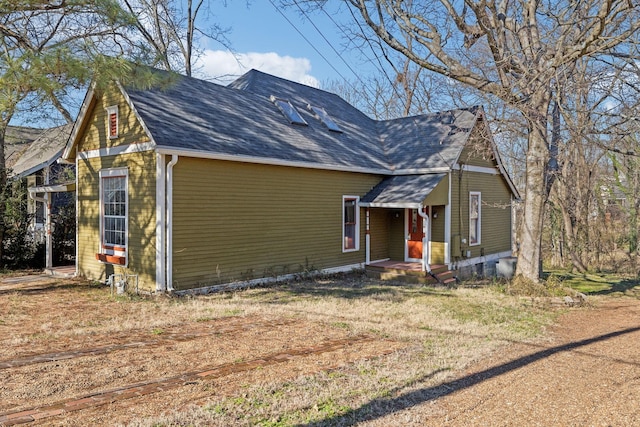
top-left (126, 70), bottom-right (389, 171)
top-left (360, 174), bottom-right (447, 208)
top-left (5, 126), bottom-right (42, 169)
top-left (10, 124), bottom-right (73, 178)
top-left (378, 107), bottom-right (479, 171)
top-left (124, 69), bottom-right (479, 174)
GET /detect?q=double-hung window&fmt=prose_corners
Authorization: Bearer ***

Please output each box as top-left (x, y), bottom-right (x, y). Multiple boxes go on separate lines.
top-left (98, 168), bottom-right (128, 265)
top-left (469, 191), bottom-right (481, 246)
top-left (342, 196), bottom-right (360, 252)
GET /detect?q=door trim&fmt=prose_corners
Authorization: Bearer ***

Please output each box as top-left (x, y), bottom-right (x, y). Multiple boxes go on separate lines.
top-left (405, 208), bottom-right (424, 262)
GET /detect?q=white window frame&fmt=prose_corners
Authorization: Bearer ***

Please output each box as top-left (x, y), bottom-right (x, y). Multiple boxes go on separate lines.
top-left (342, 195), bottom-right (360, 252)
top-left (106, 105), bottom-right (119, 139)
top-left (469, 191), bottom-right (481, 246)
top-left (99, 168), bottom-right (128, 265)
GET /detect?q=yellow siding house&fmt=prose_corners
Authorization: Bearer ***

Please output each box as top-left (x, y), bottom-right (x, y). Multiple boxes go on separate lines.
top-left (62, 68), bottom-right (519, 293)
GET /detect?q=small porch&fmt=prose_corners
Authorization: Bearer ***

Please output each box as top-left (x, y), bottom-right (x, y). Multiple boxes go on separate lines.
top-left (28, 181), bottom-right (76, 271)
top-left (360, 173), bottom-right (452, 279)
top-left (365, 260), bottom-right (456, 285)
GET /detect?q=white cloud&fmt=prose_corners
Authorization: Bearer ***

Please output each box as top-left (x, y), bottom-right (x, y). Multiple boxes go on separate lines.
top-left (195, 50), bottom-right (319, 87)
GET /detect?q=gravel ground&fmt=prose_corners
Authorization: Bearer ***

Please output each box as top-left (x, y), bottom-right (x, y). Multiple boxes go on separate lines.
top-left (368, 298), bottom-right (640, 426)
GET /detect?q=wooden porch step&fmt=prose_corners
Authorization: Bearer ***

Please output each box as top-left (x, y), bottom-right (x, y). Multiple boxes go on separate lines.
top-left (365, 262), bottom-right (457, 286)
top-left (425, 269), bottom-right (456, 286)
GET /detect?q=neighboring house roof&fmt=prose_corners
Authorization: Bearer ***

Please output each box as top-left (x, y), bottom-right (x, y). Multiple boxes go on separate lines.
top-left (5, 126), bottom-right (42, 170)
top-left (9, 124), bottom-right (73, 179)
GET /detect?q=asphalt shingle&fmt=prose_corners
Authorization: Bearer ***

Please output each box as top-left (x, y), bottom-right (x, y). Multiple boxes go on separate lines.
top-left (360, 173), bottom-right (447, 207)
top-left (9, 124), bottom-right (73, 178)
top-left (125, 69), bottom-right (479, 174)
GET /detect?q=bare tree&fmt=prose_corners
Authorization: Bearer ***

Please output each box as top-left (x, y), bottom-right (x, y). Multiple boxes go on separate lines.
top-left (0, 0), bottom-right (150, 264)
top-left (325, 68), bottom-right (450, 120)
top-left (122, 0), bottom-right (231, 77)
top-left (343, 0), bottom-right (640, 282)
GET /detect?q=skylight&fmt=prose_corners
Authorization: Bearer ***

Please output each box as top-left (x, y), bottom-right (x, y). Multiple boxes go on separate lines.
top-left (271, 96), bottom-right (307, 125)
top-left (308, 105), bottom-right (342, 132)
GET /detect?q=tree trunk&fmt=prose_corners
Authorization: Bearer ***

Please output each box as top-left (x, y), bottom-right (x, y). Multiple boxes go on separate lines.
top-left (516, 110), bottom-right (551, 281)
top-left (0, 123), bottom-right (7, 266)
top-left (560, 207), bottom-right (588, 273)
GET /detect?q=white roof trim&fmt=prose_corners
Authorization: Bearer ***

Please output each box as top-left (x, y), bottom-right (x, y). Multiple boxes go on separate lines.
top-left (359, 202), bottom-right (422, 209)
top-left (62, 81), bottom-right (158, 161)
top-left (77, 141), bottom-right (155, 160)
top-left (62, 82), bottom-right (96, 160)
top-left (117, 81), bottom-right (158, 148)
top-left (452, 164), bottom-right (499, 175)
top-left (391, 167), bottom-right (451, 175)
top-left (155, 147), bottom-right (392, 175)
top-left (28, 181), bottom-right (76, 193)
top-left (156, 148), bottom-right (454, 176)
top-left (452, 107), bottom-right (521, 199)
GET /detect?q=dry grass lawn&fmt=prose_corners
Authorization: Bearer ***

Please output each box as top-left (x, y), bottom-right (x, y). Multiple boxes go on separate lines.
top-left (0, 272), bottom-right (561, 426)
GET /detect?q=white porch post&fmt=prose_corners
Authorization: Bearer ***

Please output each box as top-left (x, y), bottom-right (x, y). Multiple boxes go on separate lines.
top-left (165, 155), bottom-right (179, 292)
top-left (418, 206), bottom-right (430, 273)
top-left (445, 171), bottom-right (452, 265)
top-left (365, 207), bottom-right (371, 265)
top-left (45, 193), bottom-right (52, 270)
top-left (44, 166), bottom-right (52, 270)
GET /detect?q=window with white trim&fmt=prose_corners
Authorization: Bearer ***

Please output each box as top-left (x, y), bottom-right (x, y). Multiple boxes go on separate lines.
top-left (106, 105), bottom-right (119, 138)
top-left (98, 168), bottom-right (128, 265)
top-left (469, 191), bottom-right (481, 246)
top-left (342, 196), bottom-right (360, 252)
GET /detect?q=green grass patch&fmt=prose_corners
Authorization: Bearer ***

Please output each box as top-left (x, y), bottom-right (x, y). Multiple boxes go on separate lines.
top-left (331, 321), bottom-right (350, 330)
top-left (545, 269), bottom-right (640, 296)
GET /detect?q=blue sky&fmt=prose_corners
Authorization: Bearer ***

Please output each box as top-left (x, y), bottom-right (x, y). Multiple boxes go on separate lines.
top-left (194, 2), bottom-right (371, 87)
top-left (12, 2), bottom-right (377, 127)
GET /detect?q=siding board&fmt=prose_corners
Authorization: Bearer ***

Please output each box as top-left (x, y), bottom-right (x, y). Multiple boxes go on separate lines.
top-left (76, 110), bottom-right (157, 291)
top-left (451, 169), bottom-right (512, 261)
top-left (369, 209), bottom-right (390, 261)
top-left (79, 85), bottom-right (150, 152)
top-left (171, 157), bottom-right (382, 289)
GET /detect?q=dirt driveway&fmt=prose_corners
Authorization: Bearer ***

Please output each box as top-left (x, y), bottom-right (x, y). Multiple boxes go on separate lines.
top-left (367, 298), bottom-right (640, 426)
top-left (0, 273), bottom-right (638, 426)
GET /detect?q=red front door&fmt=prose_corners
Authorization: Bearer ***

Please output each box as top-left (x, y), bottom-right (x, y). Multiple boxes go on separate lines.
top-left (408, 209), bottom-right (424, 260)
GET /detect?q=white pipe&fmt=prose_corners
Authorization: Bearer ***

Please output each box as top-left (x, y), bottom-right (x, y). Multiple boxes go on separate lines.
top-left (165, 155), bottom-right (179, 292)
top-left (155, 153), bottom-right (166, 292)
top-left (418, 206), bottom-right (430, 273)
top-left (74, 157), bottom-right (79, 277)
top-left (28, 191), bottom-right (46, 204)
top-left (445, 171), bottom-right (452, 266)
